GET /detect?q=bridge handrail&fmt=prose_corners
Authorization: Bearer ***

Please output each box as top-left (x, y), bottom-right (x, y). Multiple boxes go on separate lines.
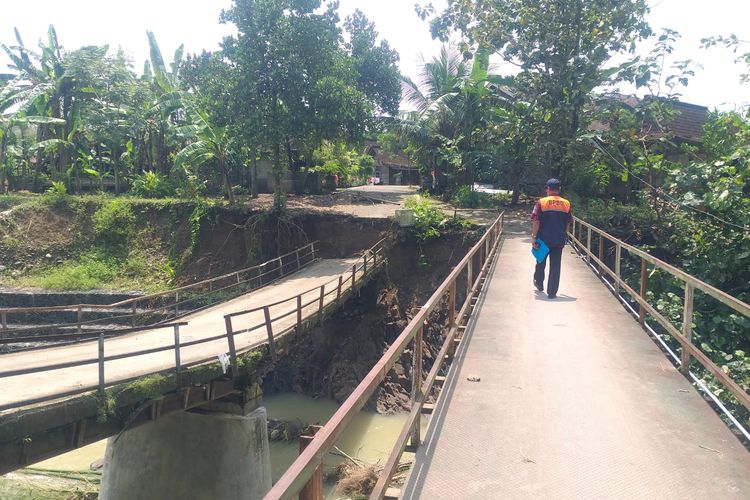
top-left (226, 239), bottom-right (387, 319)
top-left (264, 213), bottom-right (505, 500)
top-left (0, 241), bottom-right (388, 413)
top-left (223, 239), bottom-right (389, 365)
top-left (0, 322), bottom-right (190, 378)
top-left (569, 216), bottom-right (750, 412)
top-left (0, 242), bottom-right (318, 340)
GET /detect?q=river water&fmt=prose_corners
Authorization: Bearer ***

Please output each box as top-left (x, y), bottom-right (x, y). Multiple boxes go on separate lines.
top-left (33, 392), bottom-right (415, 497)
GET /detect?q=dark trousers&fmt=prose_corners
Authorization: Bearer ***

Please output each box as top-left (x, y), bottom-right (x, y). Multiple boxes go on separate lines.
top-left (534, 246), bottom-right (563, 296)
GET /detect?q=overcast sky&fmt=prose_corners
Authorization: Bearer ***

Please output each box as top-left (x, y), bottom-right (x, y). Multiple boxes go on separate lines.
top-left (1, 0), bottom-right (748, 110)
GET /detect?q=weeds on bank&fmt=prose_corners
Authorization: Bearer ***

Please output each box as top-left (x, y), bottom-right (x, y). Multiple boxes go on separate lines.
top-left (403, 195), bottom-right (476, 242)
top-left (12, 250), bottom-right (173, 292)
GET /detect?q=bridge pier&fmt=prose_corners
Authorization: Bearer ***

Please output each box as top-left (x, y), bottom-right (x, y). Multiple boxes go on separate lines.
top-left (99, 402), bottom-right (271, 500)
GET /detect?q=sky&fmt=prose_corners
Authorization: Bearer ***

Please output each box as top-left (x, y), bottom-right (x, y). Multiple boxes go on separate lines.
top-left (0, 0), bottom-right (748, 111)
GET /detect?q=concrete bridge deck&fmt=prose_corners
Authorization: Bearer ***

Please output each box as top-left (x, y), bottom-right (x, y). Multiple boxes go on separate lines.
top-left (0, 258), bottom-right (361, 413)
top-left (402, 235), bottom-right (750, 499)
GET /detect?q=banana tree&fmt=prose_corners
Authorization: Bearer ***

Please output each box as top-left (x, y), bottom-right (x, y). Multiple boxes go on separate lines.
top-left (0, 114), bottom-right (65, 192)
top-left (174, 106), bottom-right (236, 204)
top-left (143, 31), bottom-right (186, 175)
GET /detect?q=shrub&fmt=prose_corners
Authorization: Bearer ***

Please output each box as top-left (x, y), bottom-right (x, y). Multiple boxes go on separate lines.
top-left (403, 195), bottom-right (449, 243)
top-left (188, 201), bottom-right (216, 251)
top-left (93, 199), bottom-right (135, 249)
top-left (451, 185), bottom-right (484, 208)
top-left (232, 185), bottom-right (249, 196)
top-left (131, 171), bottom-right (174, 198)
top-left (174, 169), bottom-right (207, 199)
top-left (41, 181), bottom-right (69, 205)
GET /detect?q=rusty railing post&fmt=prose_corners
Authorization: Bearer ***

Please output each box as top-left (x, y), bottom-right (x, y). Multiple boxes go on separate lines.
top-left (336, 275), bottom-right (343, 305)
top-left (264, 306), bottom-right (277, 361)
top-left (77, 305), bottom-right (83, 334)
top-left (639, 259), bottom-right (649, 326)
top-left (467, 259), bottom-right (473, 299)
top-left (364, 253), bottom-right (368, 275)
top-left (614, 243), bottom-right (622, 294)
top-left (278, 257), bottom-right (284, 278)
top-left (297, 294), bottom-right (303, 333)
top-left (174, 324), bottom-right (182, 386)
top-left (299, 426), bottom-right (323, 500)
top-left (680, 284), bottom-right (695, 373)
top-left (351, 264), bottom-right (357, 290)
top-left (98, 332), bottom-right (105, 400)
top-left (410, 325), bottom-right (424, 448)
top-left (318, 285), bottom-right (325, 325)
top-left (224, 316), bottom-right (238, 377)
top-left (598, 233), bottom-right (605, 274)
top-left (586, 225), bottom-right (592, 263)
top-left (174, 291), bottom-right (179, 318)
top-left (448, 281), bottom-right (457, 329)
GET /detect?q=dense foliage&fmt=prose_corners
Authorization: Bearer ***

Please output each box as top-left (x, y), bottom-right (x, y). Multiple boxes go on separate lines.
top-left (0, 3), bottom-right (402, 204)
top-left (394, 0), bottom-right (750, 425)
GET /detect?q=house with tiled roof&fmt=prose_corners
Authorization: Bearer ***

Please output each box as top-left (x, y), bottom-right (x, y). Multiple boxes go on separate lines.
top-left (588, 94), bottom-right (711, 197)
top-left (662, 100), bottom-right (710, 144)
top-left (591, 94), bottom-right (710, 145)
top-left (364, 140), bottom-right (420, 186)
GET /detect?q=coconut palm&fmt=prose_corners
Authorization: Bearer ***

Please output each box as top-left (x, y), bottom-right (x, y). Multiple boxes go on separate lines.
top-left (399, 46), bottom-right (493, 191)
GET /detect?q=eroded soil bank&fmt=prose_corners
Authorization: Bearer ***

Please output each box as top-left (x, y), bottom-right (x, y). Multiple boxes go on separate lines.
top-left (262, 232), bottom-right (476, 414)
top-left (1, 196), bottom-right (480, 412)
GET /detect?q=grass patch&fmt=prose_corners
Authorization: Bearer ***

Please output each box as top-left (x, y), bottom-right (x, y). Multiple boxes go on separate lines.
top-left (14, 250), bottom-right (173, 292)
top-left (32, 253), bottom-right (119, 290)
top-left (0, 193), bottom-right (36, 210)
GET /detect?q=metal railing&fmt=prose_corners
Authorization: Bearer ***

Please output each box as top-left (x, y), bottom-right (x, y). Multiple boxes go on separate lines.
top-left (0, 243), bottom-right (318, 346)
top-left (569, 216), bottom-right (750, 414)
top-left (264, 213), bottom-right (505, 500)
top-left (0, 241), bottom-right (387, 413)
top-left (224, 240), bottom-right (388, 367)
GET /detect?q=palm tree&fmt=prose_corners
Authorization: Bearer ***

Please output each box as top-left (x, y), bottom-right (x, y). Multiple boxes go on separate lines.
top-left (399, 46), bottom-right (478, 192)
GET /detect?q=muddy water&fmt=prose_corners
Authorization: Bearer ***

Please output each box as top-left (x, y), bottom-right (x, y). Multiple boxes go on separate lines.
top-left (264, 393), bottom-right (415, 480)
top-left (34, 393), bottom-right (416, 497)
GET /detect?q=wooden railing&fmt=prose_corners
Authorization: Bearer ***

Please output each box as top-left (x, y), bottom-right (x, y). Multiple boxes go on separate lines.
top-left (264, 213), bottom-right (505, 500)
top-left (569, 216), bottom-right (750, 414)
top-left (0, 243), bottom-right (318, 346)
top-left (0, 241), bottom-right (387, 413)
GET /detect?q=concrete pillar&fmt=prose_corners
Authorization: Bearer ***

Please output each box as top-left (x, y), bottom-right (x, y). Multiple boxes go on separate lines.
top-left (99, 407), bottom-right (271, 500)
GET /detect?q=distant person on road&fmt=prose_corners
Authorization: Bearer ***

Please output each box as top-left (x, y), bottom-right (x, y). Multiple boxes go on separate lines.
top-left (531, 178), bottom-right (572, 299)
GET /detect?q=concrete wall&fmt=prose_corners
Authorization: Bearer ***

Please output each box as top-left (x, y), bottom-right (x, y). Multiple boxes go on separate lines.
top-left (99, 407), bottom-right (271, 500)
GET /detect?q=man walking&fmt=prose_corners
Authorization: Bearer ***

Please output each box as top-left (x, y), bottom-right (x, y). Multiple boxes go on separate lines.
top-left (531, 179), bottom-right (572, 299)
